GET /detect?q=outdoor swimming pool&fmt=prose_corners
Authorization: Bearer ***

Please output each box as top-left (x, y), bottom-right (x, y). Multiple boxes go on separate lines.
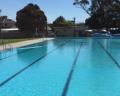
top-left (0, 38), bottom-right (120, 96)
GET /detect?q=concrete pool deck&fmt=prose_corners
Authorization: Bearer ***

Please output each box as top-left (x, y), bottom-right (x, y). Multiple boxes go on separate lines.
top-left (0, 38), bottom-right (54, 51)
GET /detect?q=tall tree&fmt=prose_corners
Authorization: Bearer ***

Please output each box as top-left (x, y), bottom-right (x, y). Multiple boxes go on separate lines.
top-left (73, 0), bottom-right (120, 29)
top-left (16, 3), bottom-right (47, 37)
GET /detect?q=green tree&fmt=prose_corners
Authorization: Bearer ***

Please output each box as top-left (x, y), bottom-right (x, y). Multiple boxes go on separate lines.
top-left (73, 0), bottom-right (120, 29)
top-left (16, 3), bottom-right (47, 37)
top-left (53, 16), bottom-right (66, 27)
top-left (53, 16), bottom-right (73, 27)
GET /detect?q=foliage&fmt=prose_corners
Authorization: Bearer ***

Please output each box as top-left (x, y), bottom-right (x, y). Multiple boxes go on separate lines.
top-left (74, 0), bottom-right (120, 29)
top-left (16, 3), bottom-right (47, 36)
top-left (76, 22), bottom-right (85, 26)
top-left (53, 16), bottom-right (74, 27)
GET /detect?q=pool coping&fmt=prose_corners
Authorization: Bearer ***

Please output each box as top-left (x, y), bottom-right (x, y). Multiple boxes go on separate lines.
top-left (0, 38), bottom-right (54, 51)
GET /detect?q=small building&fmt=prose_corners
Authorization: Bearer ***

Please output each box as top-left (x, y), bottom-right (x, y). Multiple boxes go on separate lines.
top-left (53, 24), bottom-right (88, 37)
top-left (0, 16), bottom-right (16, 28)
top-left (1, 28), bottom-right (19, 32)
top-left (0, 28), bottom-right (21, 39)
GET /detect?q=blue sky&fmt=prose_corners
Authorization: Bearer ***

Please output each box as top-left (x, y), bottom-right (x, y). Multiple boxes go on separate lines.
top-left (0, 0), bottom-right (89, 23)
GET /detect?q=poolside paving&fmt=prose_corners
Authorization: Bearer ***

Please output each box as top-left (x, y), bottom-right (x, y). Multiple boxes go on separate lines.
top-left (0, 38), bottom-right (54, 51)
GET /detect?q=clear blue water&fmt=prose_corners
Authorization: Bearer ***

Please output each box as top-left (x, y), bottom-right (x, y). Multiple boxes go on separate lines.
top-left (0, 38), bottom-right (120, 96)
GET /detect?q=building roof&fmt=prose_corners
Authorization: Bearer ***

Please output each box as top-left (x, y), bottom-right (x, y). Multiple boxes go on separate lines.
top-left (1, 28), bottom-right (19, 32)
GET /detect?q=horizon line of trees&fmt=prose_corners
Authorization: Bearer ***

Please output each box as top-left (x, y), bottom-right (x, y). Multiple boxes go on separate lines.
top-left (15, 4), bottom-right (78, 37)
top-left (52, 16), bottom-right (75, 27)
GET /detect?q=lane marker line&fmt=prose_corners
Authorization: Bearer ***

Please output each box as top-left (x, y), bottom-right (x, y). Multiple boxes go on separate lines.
top-left (61, 40), bottom-right (84, 96)
top-left (96, 39), bottom-right (120, 69)
top-left (0, 40), bottom-right (70, 87)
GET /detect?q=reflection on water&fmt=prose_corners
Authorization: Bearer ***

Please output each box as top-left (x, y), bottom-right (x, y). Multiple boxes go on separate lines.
top-left (1, 38), bottom-right (120, 96)
top-left (103, 39), bottom-right (120, 63)
top-left (0, 49), bottom-right (16, 60)
top-left (52, 39), bottom-right (82, 54)
top-left (83, 39), bottom-right (113, 68)
top-left (107, 39), bottom-right (120, 49)
top-left (95, 39), bottom-right (120, 64)
top-left (16, 43), bottom-right (48, 64)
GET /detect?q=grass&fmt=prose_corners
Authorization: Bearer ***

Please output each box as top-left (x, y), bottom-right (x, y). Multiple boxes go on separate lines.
top-left (0, 39), bottom-right (30, 45)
